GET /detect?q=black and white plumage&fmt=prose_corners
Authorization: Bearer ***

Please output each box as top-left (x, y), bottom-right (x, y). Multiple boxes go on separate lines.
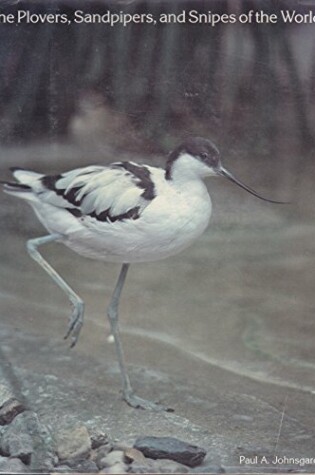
top-left (3, 137), bottom-right (283, 411)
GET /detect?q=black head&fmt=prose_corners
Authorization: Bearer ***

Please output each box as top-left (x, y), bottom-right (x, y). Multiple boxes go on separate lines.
top-left (165, 137), bottom-right (221, 180)
top-left (165, 136), bottom-right (287, 204)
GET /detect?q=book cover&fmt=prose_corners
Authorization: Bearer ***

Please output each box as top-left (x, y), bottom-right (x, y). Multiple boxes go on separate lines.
top-left (0, 0), bottom-right (314, 473)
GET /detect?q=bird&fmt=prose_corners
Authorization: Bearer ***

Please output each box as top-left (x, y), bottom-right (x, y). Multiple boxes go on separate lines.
top-left (2, 136), bottom-right (285, 411)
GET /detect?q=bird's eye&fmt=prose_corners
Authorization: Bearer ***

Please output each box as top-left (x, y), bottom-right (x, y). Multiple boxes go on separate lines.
top-left (200, 152), bottom-right (208, 160)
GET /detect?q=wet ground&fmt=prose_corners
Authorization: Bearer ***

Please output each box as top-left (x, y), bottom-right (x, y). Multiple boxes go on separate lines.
top-left (1, 140), bottom-right (315, 472)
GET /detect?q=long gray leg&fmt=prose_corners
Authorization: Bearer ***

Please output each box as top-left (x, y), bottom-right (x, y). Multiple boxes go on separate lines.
top-left (107, 263), bottom-right (173, 412)
top-left (27, 234), bottom-right (84, 347)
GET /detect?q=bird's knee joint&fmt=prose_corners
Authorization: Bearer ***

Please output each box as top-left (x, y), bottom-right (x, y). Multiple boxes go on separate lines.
top-left (73, 299), bottom-right (84, 313)
top-left (26, 240), bottom-right (37, 256)
top-left (107, 305), bottom-right (118, 322)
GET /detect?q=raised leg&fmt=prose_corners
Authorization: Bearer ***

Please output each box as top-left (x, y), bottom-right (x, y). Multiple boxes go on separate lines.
top-left (107, 263), bottom-right (173, 412)
top-left (27, 234), bottom-right (84, 347)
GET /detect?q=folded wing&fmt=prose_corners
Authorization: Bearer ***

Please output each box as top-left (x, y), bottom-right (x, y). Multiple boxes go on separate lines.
top-left (4, 162), bottom-right (156, 224)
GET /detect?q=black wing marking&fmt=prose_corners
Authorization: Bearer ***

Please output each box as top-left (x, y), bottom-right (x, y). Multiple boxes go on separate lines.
top-left (39, 162), bottom-right (156, 223)
top-left (113, 162), bottom-right (155, 200)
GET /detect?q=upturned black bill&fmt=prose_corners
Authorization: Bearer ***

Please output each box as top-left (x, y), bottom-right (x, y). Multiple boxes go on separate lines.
top-left (218, 167), bottom-right (287, 204)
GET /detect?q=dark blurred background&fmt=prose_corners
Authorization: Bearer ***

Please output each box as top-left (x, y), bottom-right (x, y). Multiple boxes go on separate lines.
top-left (0, 0), bottom-right (314, 215)
top-left (0, 0), bottom-right (313, 143)
top-left (0, 0), bottom-right (314, 191)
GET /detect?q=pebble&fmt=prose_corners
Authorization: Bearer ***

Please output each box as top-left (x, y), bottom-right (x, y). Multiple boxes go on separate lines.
top-left (91, 444), bottom-right (113, 468)
top-left (54, 459), bottom-right (99, 472)
top-left (124, 446), bottom-right (148, 464)
top-left (70, 459), bottom-right (99, 472)
top-left (98, 449), bottom-right (125, 468)
top-left (0, 397), bottom-right (26, 426)
top-left (129, 460), bottom-right (161, 474)
top-left (130, 458), bottom-right (189, 473)
top-left (1, 431), bottom-right (33, 464)
top-left (90, 429), bottom-right (109, 450)
top-left (2, 410), bottom-right (56, 471)
top-left (55, 424), bottom-right (91, 461)
top-left (0, 385), bottom-right (212, 474)
top-left (0, 384), bottom-right (26, 426)
top-left (53, 465), bottom-right (74, 473)
top-left (101, 462), bottom-right (129, 474)
top-left (0, 456), bottom-right (29, 473)
top-left (134, 436), bottom-right (207, 468)
top-left (155, 458), bottom-right (190, 473)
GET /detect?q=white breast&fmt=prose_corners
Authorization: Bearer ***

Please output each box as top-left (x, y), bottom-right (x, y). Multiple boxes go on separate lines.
top-left (62, 170), bottom-right (212, 263)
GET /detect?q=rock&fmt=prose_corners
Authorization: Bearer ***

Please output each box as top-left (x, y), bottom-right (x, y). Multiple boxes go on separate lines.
top-left (1, 411), bottom-right (56, 471)
top-left (103, 462), bottom-right (129, 474)
top-left (52, 465), bottom-right (74, 473)
top-left (0, 398), bottom-right (26, 426)
top-left (124, 447), bottom-right (148, 464)
top-left (0, 385), bottom-right (26, 426)
top-left (89, 429), bottom-right (109, 449)
top-left (129, 460), bottom-right (161, 474)
top-left (91, 444), bottom-right (114, 469)
top-left (134, 436), bottom-right (207, 468)
top-left (0, 456), bottom-right (29, 473)
top-left (70, 459), bottom-right (99, 472)
top-left (130, 458), bottom-right (189, 474)
top-left (155, 458), bottom-right (190, 473)
top-left (98, 449), bottom-right (125, 469)
top-left (112, 441), bottom-right (129, 451)
top-left (1, 431), bottom-right (33, 464)
top-left (55, 424), bottom-right (91, 462)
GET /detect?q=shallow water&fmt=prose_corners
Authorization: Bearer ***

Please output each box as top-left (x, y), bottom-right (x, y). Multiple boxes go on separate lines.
top-left (1, 142), bottom-right (315, 467)
top-left (2, 214), bottom-right (315, 392)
